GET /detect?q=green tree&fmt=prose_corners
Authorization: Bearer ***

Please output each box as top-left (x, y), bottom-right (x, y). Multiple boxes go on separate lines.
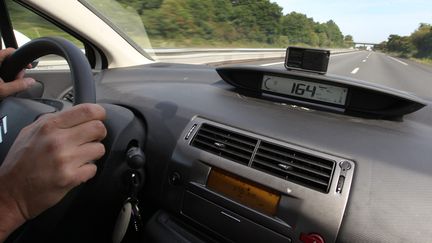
top-left (344, 35), bottom-right (354, 47)
top-left (323, 20), bottom-right (344, 46)
top-left (375, 41), bottom-right (387, 51)
top-left (387, 34), bottom-right (414, 57)
top-left (117, 0), bottom-right (163, 14)
top-left (281, 12), bottom-right (317, 45)
top-left (231, 0), bottom-right (282, 43)
top-left (122, 0), bottom-right (350, 48)
top-left (315, 23), bottom-right (331, 47)
top-left (410, 23), bottom-right (432, 58)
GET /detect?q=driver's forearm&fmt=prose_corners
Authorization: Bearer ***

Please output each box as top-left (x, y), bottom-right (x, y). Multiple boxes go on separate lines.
top-left (0, 178), bottom-right (25, 242)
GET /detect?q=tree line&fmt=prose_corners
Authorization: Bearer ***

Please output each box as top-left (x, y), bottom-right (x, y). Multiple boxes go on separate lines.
top-left (376, 23), bottom-right (432, 59)
top-left (118, 0), bottom-right (352, 48)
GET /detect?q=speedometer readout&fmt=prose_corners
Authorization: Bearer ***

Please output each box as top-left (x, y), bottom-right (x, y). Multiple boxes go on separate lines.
top-left (262, 75), bottom-right (348, 105)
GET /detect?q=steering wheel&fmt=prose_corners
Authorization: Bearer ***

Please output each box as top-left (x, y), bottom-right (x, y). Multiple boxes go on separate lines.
top-left (0, 37), bottom-right (95, 162)
top-left (0, 37), bottom-right (146, 242)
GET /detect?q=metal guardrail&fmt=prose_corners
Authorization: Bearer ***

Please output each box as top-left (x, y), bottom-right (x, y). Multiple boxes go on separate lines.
top-left (154, 48), bottom-right (357, 65)
top-left (153, 48), bottom-right (355, 55)
top-left (152, 48), bottom-right (286, 55)
top-left (34, 48), bottom-right (358, 69)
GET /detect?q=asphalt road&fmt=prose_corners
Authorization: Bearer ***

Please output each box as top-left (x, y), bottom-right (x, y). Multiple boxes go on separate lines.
top-left (236, 51), bottom-right (432, 100)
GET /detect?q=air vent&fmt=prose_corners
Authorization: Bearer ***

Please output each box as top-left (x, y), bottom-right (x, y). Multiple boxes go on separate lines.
top-left (191, 124), bottom-right (258, 165)
top-left (252, 142), bottom-right (335, 193)
top-left (62, 89), bottom-right (74, 103)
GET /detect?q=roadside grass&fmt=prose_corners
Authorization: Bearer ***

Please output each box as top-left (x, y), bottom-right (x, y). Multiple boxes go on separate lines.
top-left (382, 51), bottom-right (432, 66)
top-left (411, 58), bottom-right (432, 66)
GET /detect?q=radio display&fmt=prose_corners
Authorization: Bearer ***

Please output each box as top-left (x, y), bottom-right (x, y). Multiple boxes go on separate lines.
top-left (207, 168), bottom-right (280, 216)
top-left (262, 75), bottom-right (348, 105)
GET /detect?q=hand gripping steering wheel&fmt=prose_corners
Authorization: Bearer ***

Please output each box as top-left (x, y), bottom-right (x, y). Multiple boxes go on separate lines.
top-left (0, 37), bottom-right (146, 243)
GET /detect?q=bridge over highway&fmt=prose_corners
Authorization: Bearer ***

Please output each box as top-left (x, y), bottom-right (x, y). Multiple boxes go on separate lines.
top-left (354, 42), bottom-right (378, 50)
top-left (354, 42), bottom-right (378, 46)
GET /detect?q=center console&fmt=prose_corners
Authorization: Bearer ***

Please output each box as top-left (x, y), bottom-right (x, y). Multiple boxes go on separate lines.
top-left (156, 117), bottom-right (355, 243)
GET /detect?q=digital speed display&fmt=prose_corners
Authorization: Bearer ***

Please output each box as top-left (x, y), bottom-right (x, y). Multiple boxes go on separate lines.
top-left (262, 75), bottom-right (348, 105)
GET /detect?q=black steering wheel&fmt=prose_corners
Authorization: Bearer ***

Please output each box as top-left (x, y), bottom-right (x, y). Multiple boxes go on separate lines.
top-left (0, 37), bottom-right (95, 163)
top-left (0, 37), bottom-right (146, 243)
top-left (0, 36), bottom-right (95, 104)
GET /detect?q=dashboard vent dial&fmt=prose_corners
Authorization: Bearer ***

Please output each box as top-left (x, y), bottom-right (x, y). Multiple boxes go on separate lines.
top-left (62, 89), bottom-right (74, 103)
top-left (252, 142), bottom-right (335, 193)
top-left (191, 124), bottom-right (258, 165)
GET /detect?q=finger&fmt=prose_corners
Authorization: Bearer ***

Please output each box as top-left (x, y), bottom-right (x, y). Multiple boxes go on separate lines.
top-left (53, 104), bottom-right (106, 129)
top-left (72, 163), bottom-right (97, 185)
top-left (16, 69), bottom-right (26, 79)
top-left (0, 48), bottom-right (15, 63)
top-left (65, 120), bottom-right (107, 145)
top-left (0, 77), bottom-right (36, 98)
top-left (70, 142), bottom-right (106, 166)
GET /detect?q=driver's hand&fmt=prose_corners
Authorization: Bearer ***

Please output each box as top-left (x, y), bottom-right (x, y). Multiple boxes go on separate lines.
top-left (0, 48), bottom-right (35, 99)
top-left (0, 104), bottom-right (106, 237)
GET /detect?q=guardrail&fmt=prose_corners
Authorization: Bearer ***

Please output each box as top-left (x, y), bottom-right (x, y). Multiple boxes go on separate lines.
top-left (34, 48), bottom-right (358, 69)
top-left (155, 48), bottom-right (357, 65)
top-left (153, 48), bottom-right (354, 55)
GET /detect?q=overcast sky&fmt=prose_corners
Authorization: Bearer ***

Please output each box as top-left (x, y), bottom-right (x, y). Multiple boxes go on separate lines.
top-left (272, 0), bottom-right (432, 43)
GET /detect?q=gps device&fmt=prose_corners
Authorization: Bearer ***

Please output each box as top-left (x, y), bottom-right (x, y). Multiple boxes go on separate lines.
top-left (285, 47), bottom-right (330, 74)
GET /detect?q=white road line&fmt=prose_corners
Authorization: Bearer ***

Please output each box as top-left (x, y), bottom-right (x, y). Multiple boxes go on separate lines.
top-left (362, 59), bottom-right (366, 62)
top-left (388, 56), bottom-right (408, 66)
top-left (351, 67), bottom-right (360, 74)
top-left (366, 53), bottom-right (372, 58)
top-left (260, 62), bottom-right (284, 67)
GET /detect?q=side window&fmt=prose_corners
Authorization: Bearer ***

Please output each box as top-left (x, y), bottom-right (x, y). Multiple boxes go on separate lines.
top-left (4, 0), bottom-right (85, 70)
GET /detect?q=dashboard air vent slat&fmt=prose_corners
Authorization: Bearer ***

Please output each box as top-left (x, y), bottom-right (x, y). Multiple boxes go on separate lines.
top-left (191, 124), bottom-right (258, 165)
top-left (252, 142), bottom-right (335, 193)
top-left (253, 154), bottom-right (331, 179)
top-left (253, 158), bottom-right (329, 186)
top-left (257, 145), bottom-right (333, 170)
top-left (62, 89), bottom-right (74, 103)
top-left (196, 132), bottom-right (255, 154)
top-left (199, 126), bottom-right (257, 147)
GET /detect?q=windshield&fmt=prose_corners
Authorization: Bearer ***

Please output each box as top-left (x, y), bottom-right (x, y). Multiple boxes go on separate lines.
top-left (83, 0), bottom-right (432, 98)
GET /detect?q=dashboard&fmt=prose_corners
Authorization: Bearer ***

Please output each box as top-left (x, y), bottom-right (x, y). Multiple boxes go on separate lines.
top-left (80, 62), bottom-right (432, 243)
top-left (23, 61), bottom-right (432, 242)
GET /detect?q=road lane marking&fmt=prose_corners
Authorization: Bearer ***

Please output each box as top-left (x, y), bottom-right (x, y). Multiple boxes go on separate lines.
top-left (351, 67), bottom-right (360, 74)
top-left (366, 53), bottom-right (372, 58)
top-left (388, 56), bottom-right (408, 66)
top-left (260, 62), bottom-right (284, 67)
top-left (362, 59), bottom-right (366, 62)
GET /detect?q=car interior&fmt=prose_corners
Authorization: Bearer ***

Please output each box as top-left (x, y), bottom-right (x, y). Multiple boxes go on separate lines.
top-left (1, 1), bottom-right (432, 243)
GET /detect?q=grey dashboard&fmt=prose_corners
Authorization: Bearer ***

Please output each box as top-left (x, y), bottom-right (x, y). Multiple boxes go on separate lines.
top-left (44, 63), bottom-right (432, 242)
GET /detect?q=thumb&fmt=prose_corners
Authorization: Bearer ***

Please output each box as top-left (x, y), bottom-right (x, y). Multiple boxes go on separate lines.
top-left (0, 78), bottom-right (36, 98)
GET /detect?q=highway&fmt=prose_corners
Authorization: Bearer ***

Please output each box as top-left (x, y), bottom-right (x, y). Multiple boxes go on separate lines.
top-left (234, 51), bottom-right (432, 100)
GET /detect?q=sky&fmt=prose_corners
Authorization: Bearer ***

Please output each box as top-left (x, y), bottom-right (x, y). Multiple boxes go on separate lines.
top-left (272, 0), bottom-right (432, 43)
